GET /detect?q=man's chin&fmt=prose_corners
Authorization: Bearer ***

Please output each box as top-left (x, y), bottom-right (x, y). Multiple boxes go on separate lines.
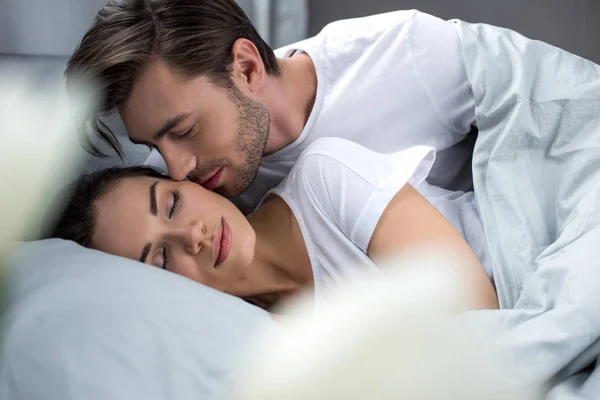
top-left (214, 185), bottom-right (243, 199)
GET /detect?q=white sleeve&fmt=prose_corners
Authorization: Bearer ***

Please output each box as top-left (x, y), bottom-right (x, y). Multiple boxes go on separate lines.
top-left (294, 138), bottom-right (435, 253)
top-left (409, 11), bottom-right (476, 134)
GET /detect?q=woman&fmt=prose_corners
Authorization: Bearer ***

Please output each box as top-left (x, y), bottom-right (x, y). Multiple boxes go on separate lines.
top-left (52, 137), bottom-right (498, 312)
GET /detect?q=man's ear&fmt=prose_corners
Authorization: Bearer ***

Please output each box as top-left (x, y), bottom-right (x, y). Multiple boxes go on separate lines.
top-left (230, 38), bottom-right (265, 93)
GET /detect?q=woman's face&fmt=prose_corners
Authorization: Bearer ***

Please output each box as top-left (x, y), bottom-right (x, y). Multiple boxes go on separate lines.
top-left (92, 176), bottom-right (256, 291)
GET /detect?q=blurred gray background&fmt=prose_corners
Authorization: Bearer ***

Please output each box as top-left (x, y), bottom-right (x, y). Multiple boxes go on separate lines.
top-left (309, 0), bottom-right (600, 64)
top-left (0, 0), bottom-right (598, 172)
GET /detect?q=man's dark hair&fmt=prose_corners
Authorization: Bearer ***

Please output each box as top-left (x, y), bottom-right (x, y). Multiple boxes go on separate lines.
top-left (66, 0), bottom-right (280, 159)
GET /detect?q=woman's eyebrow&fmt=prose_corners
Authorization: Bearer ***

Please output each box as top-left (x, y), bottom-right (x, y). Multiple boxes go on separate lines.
top-left (139, 242), bottom-right (152, 263)
top-left (150, 181), bottom-right (159, 216)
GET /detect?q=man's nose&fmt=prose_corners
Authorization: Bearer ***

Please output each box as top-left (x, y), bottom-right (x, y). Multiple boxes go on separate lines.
top-left (162, 145), bottom-right (196, 181)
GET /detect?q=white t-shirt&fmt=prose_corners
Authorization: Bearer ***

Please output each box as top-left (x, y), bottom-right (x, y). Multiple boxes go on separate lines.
top-left (145, 10), bottom-right (476, 211)
top-left (261, 137), bottom-right (491, 307)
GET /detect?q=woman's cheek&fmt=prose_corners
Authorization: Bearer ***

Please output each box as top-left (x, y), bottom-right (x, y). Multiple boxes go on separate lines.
top-left (170, 255), bottom-right (197, 281)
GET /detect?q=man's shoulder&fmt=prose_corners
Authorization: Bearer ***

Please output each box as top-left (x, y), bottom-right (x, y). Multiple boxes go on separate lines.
top-left (275, 10), bottom-right (419, 56)
top-left (317, 10), bottom-right (418, 41)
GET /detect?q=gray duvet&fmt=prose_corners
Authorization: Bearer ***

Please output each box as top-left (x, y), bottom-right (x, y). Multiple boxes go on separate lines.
top-left (453, 19), bottom-right (600, 399)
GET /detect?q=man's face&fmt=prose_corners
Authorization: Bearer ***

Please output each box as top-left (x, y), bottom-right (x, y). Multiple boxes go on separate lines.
top-left (120, 59), bottom-right (270, 198)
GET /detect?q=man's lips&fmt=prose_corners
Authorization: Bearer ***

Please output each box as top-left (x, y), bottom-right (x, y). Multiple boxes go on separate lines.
top-left (195, 168), bottom-right (223, 190)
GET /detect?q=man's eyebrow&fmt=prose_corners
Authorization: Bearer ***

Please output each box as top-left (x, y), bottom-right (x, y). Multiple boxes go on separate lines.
top-left (150, 181), bottom-right (158, 216)
top-left (152, 113), bottom-right (191, 140)
top-left (139, 242), bottom-right (152, 263)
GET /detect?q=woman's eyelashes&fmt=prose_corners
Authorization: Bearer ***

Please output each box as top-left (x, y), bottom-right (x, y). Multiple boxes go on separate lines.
top-left (162, 247), bottom-right (170, 270)
top-left (168, 190), bottom-right (180, 219)
top-left (157, 189), bottom-right (181, 271)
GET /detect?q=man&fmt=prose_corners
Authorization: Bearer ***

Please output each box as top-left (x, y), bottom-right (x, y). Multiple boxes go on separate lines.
top-left (66, 0), bottom-right (476, 211)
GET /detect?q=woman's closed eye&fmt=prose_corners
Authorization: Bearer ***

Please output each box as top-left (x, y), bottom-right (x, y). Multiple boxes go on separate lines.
top-left (151, 245), bottom-right (170, 271)
top-left (168, 189), bottom-right (180, 219)
top-left (159, 190), bottom-right (180, 270)
top-left (162, 247), bottom-right (170, 270)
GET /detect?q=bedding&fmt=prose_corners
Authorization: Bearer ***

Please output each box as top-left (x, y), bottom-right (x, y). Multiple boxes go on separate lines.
top-left (450, 19), bottom-right (600, 398)
top-left (0, 239), bottom-right (279, 400)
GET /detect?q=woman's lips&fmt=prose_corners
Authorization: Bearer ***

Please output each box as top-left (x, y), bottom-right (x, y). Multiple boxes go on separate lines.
top-left (200, 168), bottom-right (223, 191)
top-left (214, 218), bottom-right (232, 267)
top-left (212, 220), bottom-right (222, 266)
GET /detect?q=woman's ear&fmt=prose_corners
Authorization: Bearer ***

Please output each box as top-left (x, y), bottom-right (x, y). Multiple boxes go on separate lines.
top-left (230, 38), bottom-right (265, 93)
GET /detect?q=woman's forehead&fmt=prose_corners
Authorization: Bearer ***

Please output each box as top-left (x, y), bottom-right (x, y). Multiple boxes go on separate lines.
top-left (92, 178), bottom-right (154, 260)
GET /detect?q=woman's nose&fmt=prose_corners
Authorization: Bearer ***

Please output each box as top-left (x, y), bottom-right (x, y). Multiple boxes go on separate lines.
top-left (180, 220), bottom-right (205, 255)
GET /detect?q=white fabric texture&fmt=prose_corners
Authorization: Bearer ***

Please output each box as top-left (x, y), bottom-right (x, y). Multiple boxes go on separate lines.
top-left (145, 10), bottom-right (476, 210)
top-left (0, 239), bottom-right (278, 400)
top-left (261, 137), bottom-right (490, 308)
top-left (448, 19), bottom-right (600, 398)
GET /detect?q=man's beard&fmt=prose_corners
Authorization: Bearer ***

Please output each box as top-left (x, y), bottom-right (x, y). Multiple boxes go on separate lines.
top-left (216, 84), bottom-right (270, 198)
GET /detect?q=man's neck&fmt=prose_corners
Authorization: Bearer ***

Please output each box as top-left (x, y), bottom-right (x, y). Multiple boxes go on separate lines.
top-left (262, 53), bottom-right (317, 155)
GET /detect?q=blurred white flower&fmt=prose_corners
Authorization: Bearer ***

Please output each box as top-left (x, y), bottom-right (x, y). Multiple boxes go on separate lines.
top-left (231, 251), bottom-right (538, 400)
top-left (0, 67), bottom-right (94, 252)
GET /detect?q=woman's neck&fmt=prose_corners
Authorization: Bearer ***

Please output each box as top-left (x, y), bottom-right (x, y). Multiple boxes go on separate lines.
top-left (225, 196), bottom-right (313, 309)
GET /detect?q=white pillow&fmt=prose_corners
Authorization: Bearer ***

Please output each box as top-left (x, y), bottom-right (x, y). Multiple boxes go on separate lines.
top-left (0, 239), bottom-right (278, 400)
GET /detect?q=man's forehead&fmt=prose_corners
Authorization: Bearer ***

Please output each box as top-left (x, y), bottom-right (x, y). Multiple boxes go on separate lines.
top-left (121, 62), bottom-right (204, 139)
top-left (121, 64), bottom-right (178, 121)
top-left (128, 59), bottom-right (209, 105)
